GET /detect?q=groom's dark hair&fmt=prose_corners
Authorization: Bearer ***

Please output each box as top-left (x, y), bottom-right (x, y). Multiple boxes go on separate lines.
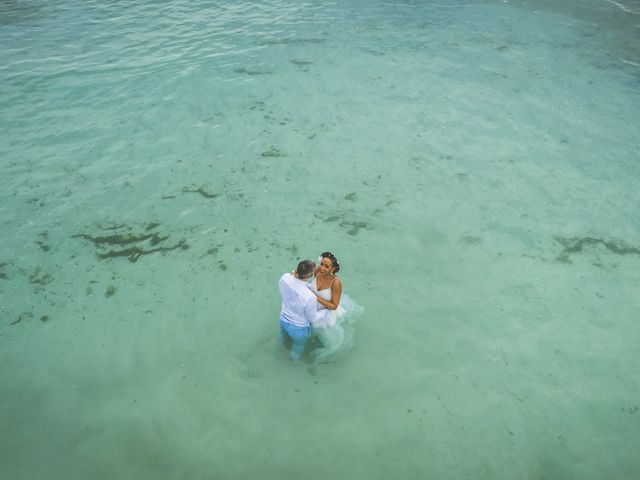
top-left (295, 259), bottom-right (316, 278)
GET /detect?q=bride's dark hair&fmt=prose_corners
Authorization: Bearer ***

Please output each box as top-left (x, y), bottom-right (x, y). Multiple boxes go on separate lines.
top-left (320, 252), bottom-right (340, 273)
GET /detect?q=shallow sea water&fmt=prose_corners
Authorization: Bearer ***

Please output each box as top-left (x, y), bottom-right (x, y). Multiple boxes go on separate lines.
top-left (1, 1), bottom-right (639, 478)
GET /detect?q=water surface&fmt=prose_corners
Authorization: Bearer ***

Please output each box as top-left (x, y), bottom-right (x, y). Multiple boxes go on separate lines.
top-left (1, 1), bottom-right (639, 478)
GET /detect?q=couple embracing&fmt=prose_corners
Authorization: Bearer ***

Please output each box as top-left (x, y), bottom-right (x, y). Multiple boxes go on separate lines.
top-left (278, 252), bottom-right (363, 362)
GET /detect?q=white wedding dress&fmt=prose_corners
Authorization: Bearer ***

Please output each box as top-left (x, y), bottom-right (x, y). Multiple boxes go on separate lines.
top-left (309, 277), bottom-right (363, 361)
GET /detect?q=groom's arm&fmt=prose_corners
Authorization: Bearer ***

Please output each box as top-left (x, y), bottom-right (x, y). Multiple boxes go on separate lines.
top-left (304, 297), bottom-right (327, 326)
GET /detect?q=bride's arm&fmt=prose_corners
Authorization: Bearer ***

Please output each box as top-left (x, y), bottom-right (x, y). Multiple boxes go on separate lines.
top-left (315, 278), bottom-right (342, 310)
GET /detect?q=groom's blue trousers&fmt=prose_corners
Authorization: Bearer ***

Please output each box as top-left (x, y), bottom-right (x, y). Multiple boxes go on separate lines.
top-left (279, 318), bottom-right (310, 361)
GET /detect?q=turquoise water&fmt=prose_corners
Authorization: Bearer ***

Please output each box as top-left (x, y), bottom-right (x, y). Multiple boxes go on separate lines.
top-left (1, 0), bottom-right (639, 478)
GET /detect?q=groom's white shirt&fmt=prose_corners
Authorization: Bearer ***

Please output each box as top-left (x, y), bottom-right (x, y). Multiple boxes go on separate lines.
top-left (279, 273), bottom-right (326, 327)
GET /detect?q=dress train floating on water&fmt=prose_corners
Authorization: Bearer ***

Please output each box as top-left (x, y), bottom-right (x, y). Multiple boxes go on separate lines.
top-left (310, 288), bottom-right (363, 362)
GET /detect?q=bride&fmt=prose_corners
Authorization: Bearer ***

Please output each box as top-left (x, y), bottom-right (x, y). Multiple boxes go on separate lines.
top-left (309, 251), bottom-right (363, 361)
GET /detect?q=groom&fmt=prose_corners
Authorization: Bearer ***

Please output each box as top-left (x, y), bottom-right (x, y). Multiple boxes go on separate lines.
top-left (278, 259), bottom-right (326, 361)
